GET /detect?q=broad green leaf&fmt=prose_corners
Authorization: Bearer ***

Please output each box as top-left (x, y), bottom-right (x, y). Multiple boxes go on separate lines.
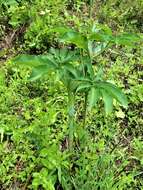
top-left (88, 87), bottom-right (101, 110)
top-left (60, 31), bottom-right (88, 50)
top-left (89, 24), bottom-right (113, 43)
top-left (1, 0), bottom-right (18, 6)
top-left (115, 33), bottom-right (141, 46)
top-left (29, 65), bottom-right (52, 81)
top-left (50, 27), bottom-right (73, 35)
top-left (13, 54), bottom-right (57, 68)
top-left (14, 55), bottom-right (42, 67)
top-left (89, 33), bottom-right (112, 42)
top-left (96, 82), bottom-right (128, 108)
top-left (101, 89), bottom-right (113, 114)
top-left (52, 27), bottom-right (88, 49)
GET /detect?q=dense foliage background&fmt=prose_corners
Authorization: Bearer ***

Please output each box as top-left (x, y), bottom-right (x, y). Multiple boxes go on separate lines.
top-left (0, 0), bottom-right (143, 189)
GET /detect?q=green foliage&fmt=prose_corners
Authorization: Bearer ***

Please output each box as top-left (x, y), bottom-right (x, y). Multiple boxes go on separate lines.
top-left (0, 0), bottom-right (68, 50)
top-left (1, 43), bottom-right (143, 189)
top-left (15, 24), bottom-right (140, 117)
top-left (97, 0), bottom-right (143, 32)
top-left (14, 24), bottom-right (141, 154)
top-left (0, 1), bottom-right (143, 189)
top-left (14, 23), bottom-right (141, 157)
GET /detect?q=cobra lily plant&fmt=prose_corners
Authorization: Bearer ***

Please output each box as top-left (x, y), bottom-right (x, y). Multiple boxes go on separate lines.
top-left (14, 24), bottom-right (140, 150)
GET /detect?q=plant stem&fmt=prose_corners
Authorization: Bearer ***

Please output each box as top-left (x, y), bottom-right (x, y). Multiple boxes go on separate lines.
top-left (79, 49), bottom-right (88, 128)
top-left (67, 90), bottom-right (75, 151)
top-left (82, 52), bottom-right (93, 128)
top-left (83, 92), bottom-right (88, 128)
top-left (89, 0), bottom-right (93, 19)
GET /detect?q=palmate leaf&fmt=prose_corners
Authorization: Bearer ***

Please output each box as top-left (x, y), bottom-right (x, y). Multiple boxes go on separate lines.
top-left (76, 79), bottom-right (128, 113)
top-left (89, 25), bottom-right (141, 48)
top-left (87, 86), bottom-right (114, 114)
top-left (49, 48), bottom-right (78, 65)
top-left (14, 54), bottom-right (58, 81)
top-left (14, 49), bottom-right (79, 82)
top-left (95, 81), bottom-right (128, 108)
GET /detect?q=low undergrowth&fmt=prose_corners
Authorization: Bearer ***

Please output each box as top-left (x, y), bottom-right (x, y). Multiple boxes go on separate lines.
top-left (0, 0), bottom-right (143, 190)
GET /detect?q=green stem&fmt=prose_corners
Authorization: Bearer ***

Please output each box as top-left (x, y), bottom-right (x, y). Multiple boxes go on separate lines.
top-left (89, 0), bottom-right (93, 19)
top-left (83, 92), bottom-right (88, 128)
top-left (82, 52), bottom-right (93, 128)
top-left (67, 90), bottom-right (75, 151)
top-left (79, 49), bottom-right (88, 128)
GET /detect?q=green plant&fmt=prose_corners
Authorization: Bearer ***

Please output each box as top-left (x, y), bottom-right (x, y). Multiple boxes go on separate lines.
top-left (0, 0), bottom-right (69, 51)
top-left (14, 23), bottom-right (140, 151)
top-left (24, 0), bottom-right (68, 51)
